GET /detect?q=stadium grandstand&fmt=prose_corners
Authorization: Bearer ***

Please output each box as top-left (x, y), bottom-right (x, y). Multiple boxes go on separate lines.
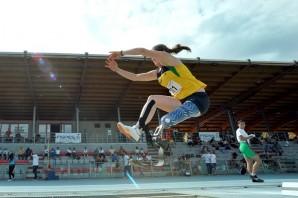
top-left (0, 52), bottom-right (297, 197)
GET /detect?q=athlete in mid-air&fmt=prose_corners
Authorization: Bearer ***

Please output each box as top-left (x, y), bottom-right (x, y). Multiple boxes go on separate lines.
top-left (105, 44), bottom-right (209, 149)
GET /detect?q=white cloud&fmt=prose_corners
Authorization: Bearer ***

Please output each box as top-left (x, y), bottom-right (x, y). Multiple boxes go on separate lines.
top-left (0, 0), bottom-right (297, 61)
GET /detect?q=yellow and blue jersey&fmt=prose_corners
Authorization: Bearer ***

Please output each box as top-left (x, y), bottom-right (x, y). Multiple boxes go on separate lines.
top-left (157, 64), bottom-right (207, 100)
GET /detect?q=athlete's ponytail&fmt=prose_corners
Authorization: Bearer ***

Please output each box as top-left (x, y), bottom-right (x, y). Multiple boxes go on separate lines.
top-left (153, 44), bottom-right (191, 54)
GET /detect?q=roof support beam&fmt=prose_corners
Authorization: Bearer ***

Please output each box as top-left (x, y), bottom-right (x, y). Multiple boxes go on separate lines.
top-left (245, 106), bottom-right (297, 131)
top-left (199, 65), bottom-right (297, 127)
top-left (208, 60), bottom-right (251, 96)
top-left (221, 87), bottom-right (297, 129)
top-left (194, 59), bottom-right (249, 131)
top-left (271, 111), bottom-right (298, 131)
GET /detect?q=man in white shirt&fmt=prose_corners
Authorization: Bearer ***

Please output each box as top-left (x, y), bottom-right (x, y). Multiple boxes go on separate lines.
top-left (56, 147), bottom-right (60, 159)
top-left (236, 120), bottom-right (264, 182)
top-left (201, 151), bottom-right (212, 175)
top-left (99, 147), bottom-right (105, 154)
top-left (83, 147), bottom-right (88, 159)
top-left (109, 146), bottom-right (115, 155)
top-left (123, 153), bottom-right (132, 177)
top-left (32, 153), bottom-right (39, 179)
top-left (135, 147), bottom-right (139, 155)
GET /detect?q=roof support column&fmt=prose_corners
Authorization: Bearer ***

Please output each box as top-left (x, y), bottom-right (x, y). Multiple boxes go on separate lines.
top-left (226, 108), bottom-right (236, 135)
top-left (117, 107), bottom-right (121, 122)
top-left (32, 105), bottom-right (36, 143)
top-left (76, 107), bottom-right (80, 132)
top-left (157, 110), bottom-right (161, 125)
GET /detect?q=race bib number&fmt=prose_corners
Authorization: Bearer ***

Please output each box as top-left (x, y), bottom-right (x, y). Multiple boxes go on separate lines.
top-left (167, 80), bottom-right (182, 95)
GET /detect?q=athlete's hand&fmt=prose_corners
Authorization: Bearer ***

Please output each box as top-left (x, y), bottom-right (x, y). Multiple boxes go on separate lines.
top-left (105, 58), bottom-right (119, 72)
top-left (108, 51), bottom-right (121, 60)
top-left (248, 134), bottom-right (255, 138)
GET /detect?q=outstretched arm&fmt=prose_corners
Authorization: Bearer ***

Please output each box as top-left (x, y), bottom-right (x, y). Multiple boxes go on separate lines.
top-left (108, 48), bottom-right (182, 66)
top-left (105, 58), bottom-right (157, 81)
top-left (239, 134), bottom-right (255, 141)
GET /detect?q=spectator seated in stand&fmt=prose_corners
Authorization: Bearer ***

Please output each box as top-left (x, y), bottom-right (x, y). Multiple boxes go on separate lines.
top-left (109, 146), bottom-right (115, 156)
top-left (95, 152), bottom-right (106, 170)
top-left (18, 146), bottom-right (25, 160)
top-left (272, 140), bottom-right (283, 156)
top-left (5, 129), bottom-right (12, 143)
top-left (111, 152), bottom-right (118, 162)
top-left (15, 132), bottom-right (23, 143)
top-left (136, 153), bottom-right (143, 161)
top-left (83, 146), bottom-right (88, 158)
top-left (135, 146), bottom-right (139, 155)
top-left (99, 147), bottom-right (105, 155)
top-left (249, 135), bottom-right (262, 145)
top-left (72, 147), bottom-right (79, 159)
top-left (187, 136), bottom-right (194, 147)
top-left (118, 146), bottom-right (126, 156)
top-left (192, 136), bottom-right (201, 146)
top-left (35, 134), bottom-right (41, 143)
top-left (25, 147), bottom-right (32, 160)
top-left (111, 152), bottom-right (120, 168)
top-left (56, 147), bottom-right (60, 159)
top-left (66, 147), bottom-right (72, 158)
top-left (43, 146), bottom-right (49, 159)
top-left (3, 148), bottom-right (9, 160)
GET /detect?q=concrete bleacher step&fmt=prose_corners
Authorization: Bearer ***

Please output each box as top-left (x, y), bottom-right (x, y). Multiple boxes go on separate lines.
top-left (25, 166), bottom-right (44, 179)
top-left (147, 146), bottom-right (159, 157)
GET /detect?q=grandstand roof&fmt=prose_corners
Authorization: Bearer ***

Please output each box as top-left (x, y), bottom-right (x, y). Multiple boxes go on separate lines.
top-left (0, 52), bottom-right (297, 133)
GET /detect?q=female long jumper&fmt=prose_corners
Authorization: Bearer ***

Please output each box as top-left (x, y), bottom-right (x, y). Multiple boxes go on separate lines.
top-left (105, 44), bottom-right (209, 143)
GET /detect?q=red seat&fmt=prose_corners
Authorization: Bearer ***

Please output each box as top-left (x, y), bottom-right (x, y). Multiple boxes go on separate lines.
top-left (0, 160), bottom-right (8, 164)
top-left (16, 160), bottom-right (29, 165)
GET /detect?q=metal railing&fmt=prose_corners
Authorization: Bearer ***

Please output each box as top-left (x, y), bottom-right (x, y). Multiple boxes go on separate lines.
top-left (0, 156), bottom-right (297, 180)
top-left (0, 131), bottom-right (295, 144)
top-left (0, 134), bottom-right (148, 144)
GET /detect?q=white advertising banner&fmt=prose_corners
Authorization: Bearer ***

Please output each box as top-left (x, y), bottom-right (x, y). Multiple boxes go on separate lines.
top-left (199, 132), bottom-right (220, 142)
top-left (55, 133), bottom-right (81, 143)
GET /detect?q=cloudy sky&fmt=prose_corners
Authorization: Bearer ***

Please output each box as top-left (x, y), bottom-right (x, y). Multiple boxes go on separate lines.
top-left (0, 0), bottom-right (297, 61)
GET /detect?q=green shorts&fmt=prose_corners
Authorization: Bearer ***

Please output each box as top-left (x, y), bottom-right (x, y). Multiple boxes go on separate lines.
top-left (239, 142), bottom-right (256, 159)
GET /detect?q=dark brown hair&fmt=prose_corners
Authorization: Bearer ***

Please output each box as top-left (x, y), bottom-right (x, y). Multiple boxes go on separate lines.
top-left (237, 120), bottom-right (245, 124)
top-left (152, 44), bottom-right (191, 54)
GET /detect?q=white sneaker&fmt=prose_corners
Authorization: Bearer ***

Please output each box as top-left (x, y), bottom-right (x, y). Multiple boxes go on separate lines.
top-left (117, 122), bottom-right (142, 142)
